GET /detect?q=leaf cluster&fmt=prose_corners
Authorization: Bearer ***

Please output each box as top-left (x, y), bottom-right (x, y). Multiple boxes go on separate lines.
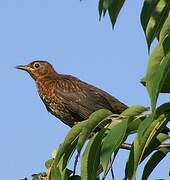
top-left (23, 0), bottom-right (170, 179)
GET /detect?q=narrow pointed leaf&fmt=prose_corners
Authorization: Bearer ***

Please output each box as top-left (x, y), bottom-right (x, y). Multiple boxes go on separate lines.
top-left (141, 0), bottom-right (159, 33)
top-left (141, 16), bottom-right (170, 93)
top-left (124, 139), bottom-right (140, 179)
top-left (108, 0), bottom-right (125, 29)
top-left (98, 0), bottom-right (105, 19)
top-left (49, 166), bottom-right (61, 180)
top-left (81, 129), bottom-right (106, 180)
top-left (127, 117), bottom-right (143, 134)
top-left (137, 114), bottom-right (154, 141)
top-left (100, 119), bottom-right (128, 171)
top-left (121, 105), bottom-right (148, 117)
top-left (60, 168), bottom-right (73, 180)
top-left (45, 159), bottom-right (54, 169)
top-left (140, 0), bottom-right (170, 51)
top-left (59, 139), bottom-right (78, 170)
top-left (145, 42), bottom-right (170, 112)
top-left (141, 133), bottom-right (169, 162)
top-left (77, 109), bottom-right (112, 153)
top-left (140, 113), bottom-right (169, 155)
top-left (98, 0), bottom-right (125, 29)
top-left (162, 33), bottom-right (170, 53)
top-left (142, 147), bottom-right (170, 180)
top-left (138, 102), bottom-right (170, 140)
top-left (156, 102), bottom-right (170, 116)
top-left (55, 120), bottom-right (87, 164)
top-left (141, 71), bottom-right (170, 93)
top-left (159, 16), bottom-right (170, 42)
top-left (125, 112), bottom-right (170, 179)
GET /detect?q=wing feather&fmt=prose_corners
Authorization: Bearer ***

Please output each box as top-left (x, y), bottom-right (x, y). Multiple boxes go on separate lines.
top-left (54, 75), bottom-right (127, 121)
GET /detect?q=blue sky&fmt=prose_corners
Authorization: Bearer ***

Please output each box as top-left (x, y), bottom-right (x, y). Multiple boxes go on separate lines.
top-left (0, 0), bottom-right (169, 179)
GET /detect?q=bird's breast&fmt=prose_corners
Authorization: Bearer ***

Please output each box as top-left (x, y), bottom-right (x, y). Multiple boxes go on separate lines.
top-left (35, 79), bottom-right (75, 126)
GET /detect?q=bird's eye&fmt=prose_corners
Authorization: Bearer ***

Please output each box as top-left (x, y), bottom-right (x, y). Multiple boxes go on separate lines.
top-left (34, 63), bottom-right (40, 69)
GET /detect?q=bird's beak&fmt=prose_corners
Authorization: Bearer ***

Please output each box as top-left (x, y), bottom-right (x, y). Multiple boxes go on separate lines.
top-left (15, 65), bottom-right (29, 71)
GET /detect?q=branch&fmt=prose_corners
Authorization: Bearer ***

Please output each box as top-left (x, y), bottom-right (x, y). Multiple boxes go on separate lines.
top-left (121, 143), bottom-right (170, 150)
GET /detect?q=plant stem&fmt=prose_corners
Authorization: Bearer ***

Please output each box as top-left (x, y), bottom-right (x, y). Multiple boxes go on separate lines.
top-left (110, 162), bottom-right (115, 180)
top-left (73, 153), bottom-right (79, 175)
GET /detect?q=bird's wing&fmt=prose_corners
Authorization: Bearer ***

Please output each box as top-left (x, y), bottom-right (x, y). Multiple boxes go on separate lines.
top-left (54, 75), bottom-right (127, 121)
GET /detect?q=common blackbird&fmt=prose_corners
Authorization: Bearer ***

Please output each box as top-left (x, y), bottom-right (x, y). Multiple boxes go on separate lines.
top-left (16, 61), bottom-right (127, 128)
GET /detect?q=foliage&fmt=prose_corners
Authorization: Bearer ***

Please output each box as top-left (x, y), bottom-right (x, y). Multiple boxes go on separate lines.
top-left (23, 0), bottom-right (170, 179)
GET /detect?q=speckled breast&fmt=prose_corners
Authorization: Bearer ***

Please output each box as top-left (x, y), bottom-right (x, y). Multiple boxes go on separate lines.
top-left (36, 78), bottom-right (75, 127)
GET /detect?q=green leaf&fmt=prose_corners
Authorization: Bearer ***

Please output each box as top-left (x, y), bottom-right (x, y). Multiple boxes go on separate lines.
top-left (137, 114), bottom-right (154, 141)
top-left (140, 0), bottom-right (170, 51)
top-left (98, 0), bottom-right (105, 19)
top-left (159, 16), bottom-right (170, 42)
top-left (138, 102), bottom-right (170, 140)
top-left (141, 0), bottom-right (159, 33)
top-left (103, 0), bottom-right (112, 10)
top-left (127, 117), bottom-right (143, 134)
top-left (50, 140), bottom-right (77, 180)
top-left (133, 114), bottom-right (169, 176)
top-left (162, 33), bottom-right (170, 53)
top-left (59, 139), bottom-right (78, 170)
top-left (81, 129), bottom-right (106, 180)
top-left (140, 113), bottom-right (169, 149)
top-left (100, 119), bottom-right (128, 172)
top-left (155, 102), bottom-right (170, 116)
top-left (145, 43), bottom-right (170, 112)
top-left (141, 71), bottom-right (170, 93)
top-left (45, 158), bottom-right (54, 169)
top-left (60, 168), bottom-right (73, 180)
top-left (126, 112), bottom-right (170, 179)
top-left (121, 105), bottom-right (148, 117)
top-left (108, 0), bottom-right (125, 29)
top-left (98, 0), bottom-right (125, 29)
top-left (120, 106), bottom-right (148, 134)
top-left (124, 139), bottom-right (140, 179)
top-left (143, 28), bottom-right (170, 96)
top-left (54, 120), bottom-right (88, 164)
top-left (141, 133), bottom-right (169, 162)
top-left (49, 166), bottom-right (62, 180)
top-left (158, 69), bottom-right (170, 92)
top-left (77, 109), bottom-right (112, 153)
top-left (145, 43), bottom-right (163, 111)
top-left (142, 147), bottom-right (170, 180)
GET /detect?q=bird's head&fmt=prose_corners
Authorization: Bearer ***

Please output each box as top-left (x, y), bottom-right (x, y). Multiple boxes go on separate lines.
top-left (16, 60), bottom-right (56, 80)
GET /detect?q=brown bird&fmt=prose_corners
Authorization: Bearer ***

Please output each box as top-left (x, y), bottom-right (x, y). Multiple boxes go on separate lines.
top-left (16, 61), bottom-right (127, 128)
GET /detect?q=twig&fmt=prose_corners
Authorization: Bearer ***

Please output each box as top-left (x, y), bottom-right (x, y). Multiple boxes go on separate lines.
top-left (110, 163), bottom-right (115, 180)
top-left (121, 143), bottom-right (170, 150)
top-left (121, 143), bottom-right (131, 150)
top-left (73, 153), bottom-right (79, 175)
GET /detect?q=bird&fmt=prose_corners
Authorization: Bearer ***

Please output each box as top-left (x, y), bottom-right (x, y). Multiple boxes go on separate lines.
top-left (16, 61), bottom-right (127, 128)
